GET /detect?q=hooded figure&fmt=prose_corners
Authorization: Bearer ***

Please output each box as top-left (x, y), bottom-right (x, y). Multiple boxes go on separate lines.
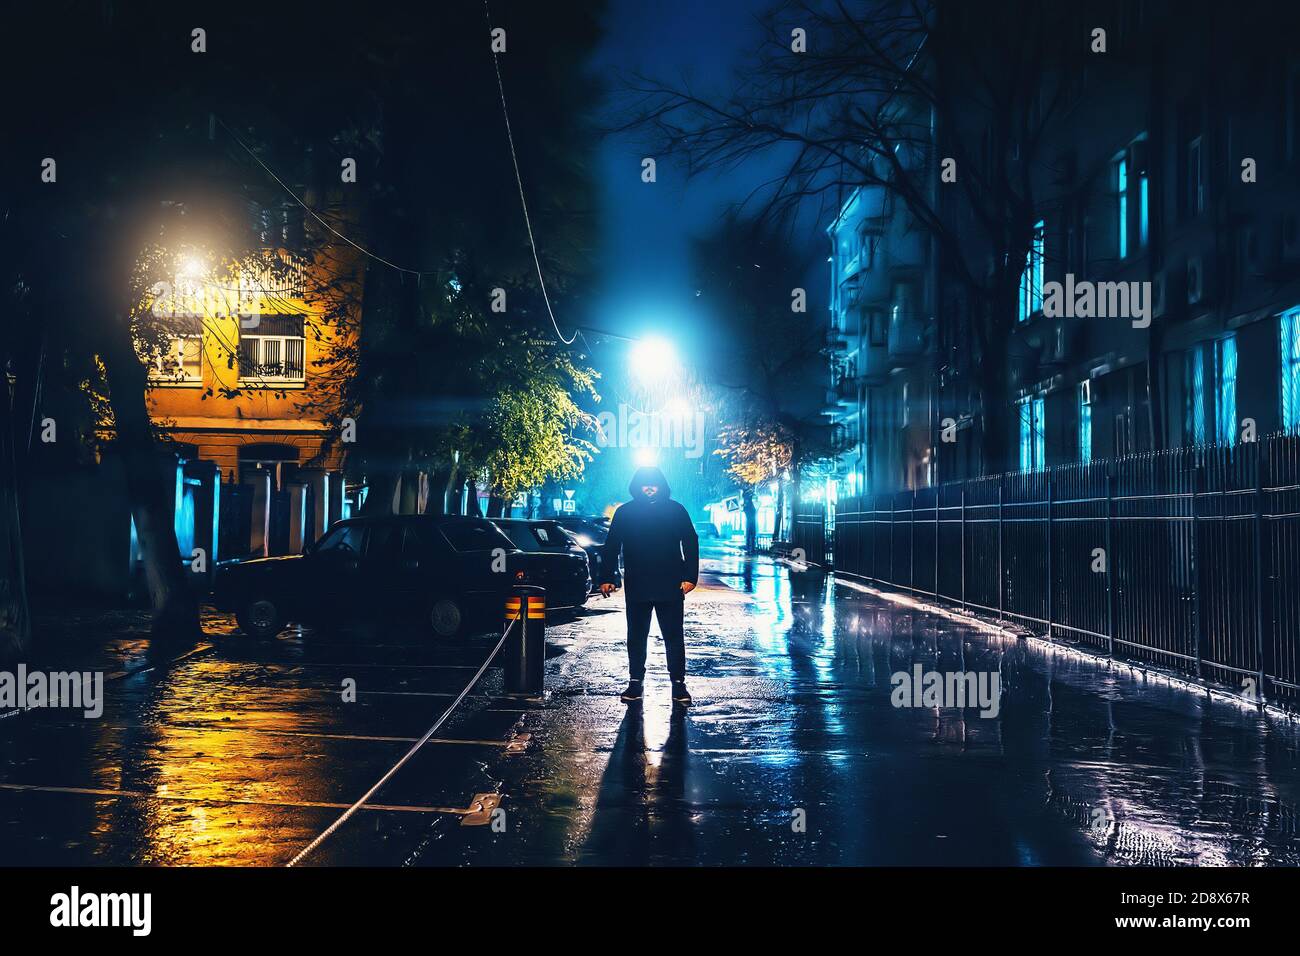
top-left (599, 465), bottom-right (699, 705)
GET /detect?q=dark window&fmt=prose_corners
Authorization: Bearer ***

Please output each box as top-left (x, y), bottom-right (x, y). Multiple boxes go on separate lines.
top-left (316, 523), bottom-right (364, 554)
top-left (496, 524), bottom-right (540, 550)
top-left (1287, 61), bottom-right (1300, 162)
top-left (869, 309), bottom-right (888, 347)
top-left (439, 520), bottom-right (514, 553)
top-left (365, 522), bottom-right (404, 561)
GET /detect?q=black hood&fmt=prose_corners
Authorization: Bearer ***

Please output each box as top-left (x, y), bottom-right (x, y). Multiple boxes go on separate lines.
top-left (628, 466), bottom-right (671, 501)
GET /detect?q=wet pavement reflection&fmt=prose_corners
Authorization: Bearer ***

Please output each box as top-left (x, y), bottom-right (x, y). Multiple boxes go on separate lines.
top-left (428, 547), bottom-right (1300, 866)
top-left (2, 546), bottom-right (1297, 866)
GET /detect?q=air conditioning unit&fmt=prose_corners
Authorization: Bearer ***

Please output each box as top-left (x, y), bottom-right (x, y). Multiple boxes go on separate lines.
top-left (1282, 212), bottom-right (1300, 262)
top-left (1152, 270), bottom-right (1168, 317)
top-left (1186, 254), bottom-right (1213, 306)
top-left (1052, 322), bottom-right (1070, 363)
top-left (1242, 226), bottom-right (1261, 276)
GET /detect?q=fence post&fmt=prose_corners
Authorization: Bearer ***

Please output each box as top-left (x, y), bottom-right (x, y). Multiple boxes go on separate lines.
top-left (1105, 464), bottom-right (1116, 659)
top-left (997, 476), bottom-right (1004, 620)
top-left (890, 494), bottom-right (896, 585)
top-left (1253, 440), bottom-right (1267, 704)
top-left (1191, 456), bottom-right (1203, 680)
top-left (1046, 471), bottom-right (1054, 642)
top-left (910, 489), bottom-right (916, 595)
top-left (934, 487), bottom-right (940, 598)
top-left (960, 484), bottom-right (966, 610)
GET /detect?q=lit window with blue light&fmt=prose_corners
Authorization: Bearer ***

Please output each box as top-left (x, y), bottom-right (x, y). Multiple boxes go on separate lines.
top-left (1018, 219), bottom-right (1045, 322)
top-left (1116, 156), bottom-right (1128, 259)
top-left (1214, 336), bottom-right (1238, 445)
top-left (1078, 380), bottom-right (1092, 463)
top-left (1138, 168), bottom-right (1149, 249)
top-left (1185, 345), bottom-right (1206, 445)
top-left (1018, 395), bottom-right (1046, 471)
top-left (1282, 307), bottom-right (1300, 432)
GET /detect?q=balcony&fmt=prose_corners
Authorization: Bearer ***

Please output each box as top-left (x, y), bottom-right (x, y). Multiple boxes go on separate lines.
top-left (834, 374), bottom-right (860, 406)
top-left (887, 310), bottom-right (927, 364)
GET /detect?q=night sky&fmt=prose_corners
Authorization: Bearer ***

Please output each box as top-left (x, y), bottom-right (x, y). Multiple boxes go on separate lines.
top-left (588, 0), bottom-right (793, 350)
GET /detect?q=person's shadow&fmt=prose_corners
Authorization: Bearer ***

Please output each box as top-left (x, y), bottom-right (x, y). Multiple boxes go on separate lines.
top-left (580, 705), bottom-right (695, 864)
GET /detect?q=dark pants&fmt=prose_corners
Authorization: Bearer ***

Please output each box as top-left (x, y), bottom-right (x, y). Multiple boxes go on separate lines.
top-left (626, 599), bottom-right (686, 682)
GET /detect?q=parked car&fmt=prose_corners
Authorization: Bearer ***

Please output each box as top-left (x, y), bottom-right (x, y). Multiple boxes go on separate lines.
top-left (553, 515), bottom-right (610, 585)
top-left (490, 518), bottom-right (592, 604)
top-left (214, 515), bottom-right (587, 639)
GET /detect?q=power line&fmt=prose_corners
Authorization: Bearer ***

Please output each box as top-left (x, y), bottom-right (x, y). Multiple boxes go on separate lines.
top-left (216, 116), bottom-right (437, 277)
top-left (483, 0), bottom-right (578, 346)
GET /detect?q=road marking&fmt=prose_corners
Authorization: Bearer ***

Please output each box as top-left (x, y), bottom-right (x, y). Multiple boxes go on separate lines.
top-left (0, 782), bottom-right (472, 815)
top-left (206, 661), bottom-right (482, 671)
top-left (1, 643), bottom-right (217, 721)
top-left (10, 720), bottom-right (519, 746)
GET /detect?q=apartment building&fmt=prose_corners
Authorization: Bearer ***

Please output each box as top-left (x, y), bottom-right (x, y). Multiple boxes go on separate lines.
top-left (826, 0), bottom-right (1300, 492)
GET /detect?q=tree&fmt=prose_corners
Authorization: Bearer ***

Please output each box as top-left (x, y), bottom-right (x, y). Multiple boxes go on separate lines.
top-left (2, 0), bottom-right (407, 642)
top-left (693, 211), bottom-right (833, 539)
top-left (623, 0), bottom-right (1091, 473)
top-left (2, 1), bottom-right (604, 648)
top-left (312, 0), bottom-right (607, 517)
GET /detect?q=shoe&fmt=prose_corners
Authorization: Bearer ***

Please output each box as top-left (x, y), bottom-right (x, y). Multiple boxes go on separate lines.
top-left (671, 681), bottom-right (692, 706)
top-left (620, 680), bottom-right (644, 702)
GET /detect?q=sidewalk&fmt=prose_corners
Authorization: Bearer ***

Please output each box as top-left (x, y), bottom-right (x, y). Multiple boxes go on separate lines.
top-left (408, 550), bottom-right (1300, 866)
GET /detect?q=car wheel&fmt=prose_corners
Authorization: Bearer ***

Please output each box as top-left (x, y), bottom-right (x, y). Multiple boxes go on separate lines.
top-left (429, 597), bottom-right (465, 638)
top-left (236, 597), bottom-right (285, 639)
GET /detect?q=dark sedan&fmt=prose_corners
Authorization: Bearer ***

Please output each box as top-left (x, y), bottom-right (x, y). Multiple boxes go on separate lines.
top-left (490, 518), bottom-right (591, 606)
top-left (213, 515), bottom-right (588, 639)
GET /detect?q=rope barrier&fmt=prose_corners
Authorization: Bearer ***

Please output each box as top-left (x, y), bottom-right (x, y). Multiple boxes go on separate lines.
top-left (285, 612), bottom-right (520, 866)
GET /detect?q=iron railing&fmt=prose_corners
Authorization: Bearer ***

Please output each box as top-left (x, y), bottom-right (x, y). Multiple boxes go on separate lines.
top-left (791, 434), bottom-right (1300, 706)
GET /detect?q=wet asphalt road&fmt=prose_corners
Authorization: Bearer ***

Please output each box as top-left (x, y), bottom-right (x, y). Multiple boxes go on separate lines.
top-left (2, 545), bottom-right (1299, 865)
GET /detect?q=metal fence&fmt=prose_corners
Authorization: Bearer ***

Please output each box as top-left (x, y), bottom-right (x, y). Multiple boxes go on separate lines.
top-left (792, 434), bottom-right (1300, 707)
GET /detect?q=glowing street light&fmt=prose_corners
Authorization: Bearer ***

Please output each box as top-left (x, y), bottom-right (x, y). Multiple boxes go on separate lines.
top-left (663, 397), bottom-right (692, 418)
top-left (629, 336), bottom-right (679, 385)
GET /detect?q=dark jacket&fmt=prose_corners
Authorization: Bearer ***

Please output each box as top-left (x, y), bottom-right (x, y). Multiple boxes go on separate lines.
top-left (600, 466), bottom-right (700, 603)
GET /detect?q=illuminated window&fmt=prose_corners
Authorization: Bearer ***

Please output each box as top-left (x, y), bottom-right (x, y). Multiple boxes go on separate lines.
top-left (149, 334), bottom-right (202, 384)
top-left (1213, 336), bottom-right (1238, 445)
top-left (1116, 156), bottom-right (1128, 259)
top-left (1138, 169), bottom-right (1149, 249)
top-left (239, 314), bottom-right (306, 383)
top-left (1282, 307), bottom-right (1300, 432)
top-left (1018, 220), bottom-right (1045, 321)
top-left (1018, 395), bottom-right (1046, 471)
top-left (1078, 380), bottom-right (1093, 463)
top-left (1184, 346), bottom-right (1206, 445)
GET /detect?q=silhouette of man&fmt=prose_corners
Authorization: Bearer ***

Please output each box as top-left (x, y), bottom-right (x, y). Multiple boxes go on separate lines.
top-left (599, 465), bottom-right (699, 706)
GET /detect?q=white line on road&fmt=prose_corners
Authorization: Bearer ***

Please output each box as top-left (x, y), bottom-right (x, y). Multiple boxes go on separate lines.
top-left (0, 782), bottom-right (471, 815)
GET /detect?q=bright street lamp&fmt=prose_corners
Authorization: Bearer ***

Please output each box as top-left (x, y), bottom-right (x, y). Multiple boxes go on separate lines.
top-left (629, 336), bottom-right (679, 385)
